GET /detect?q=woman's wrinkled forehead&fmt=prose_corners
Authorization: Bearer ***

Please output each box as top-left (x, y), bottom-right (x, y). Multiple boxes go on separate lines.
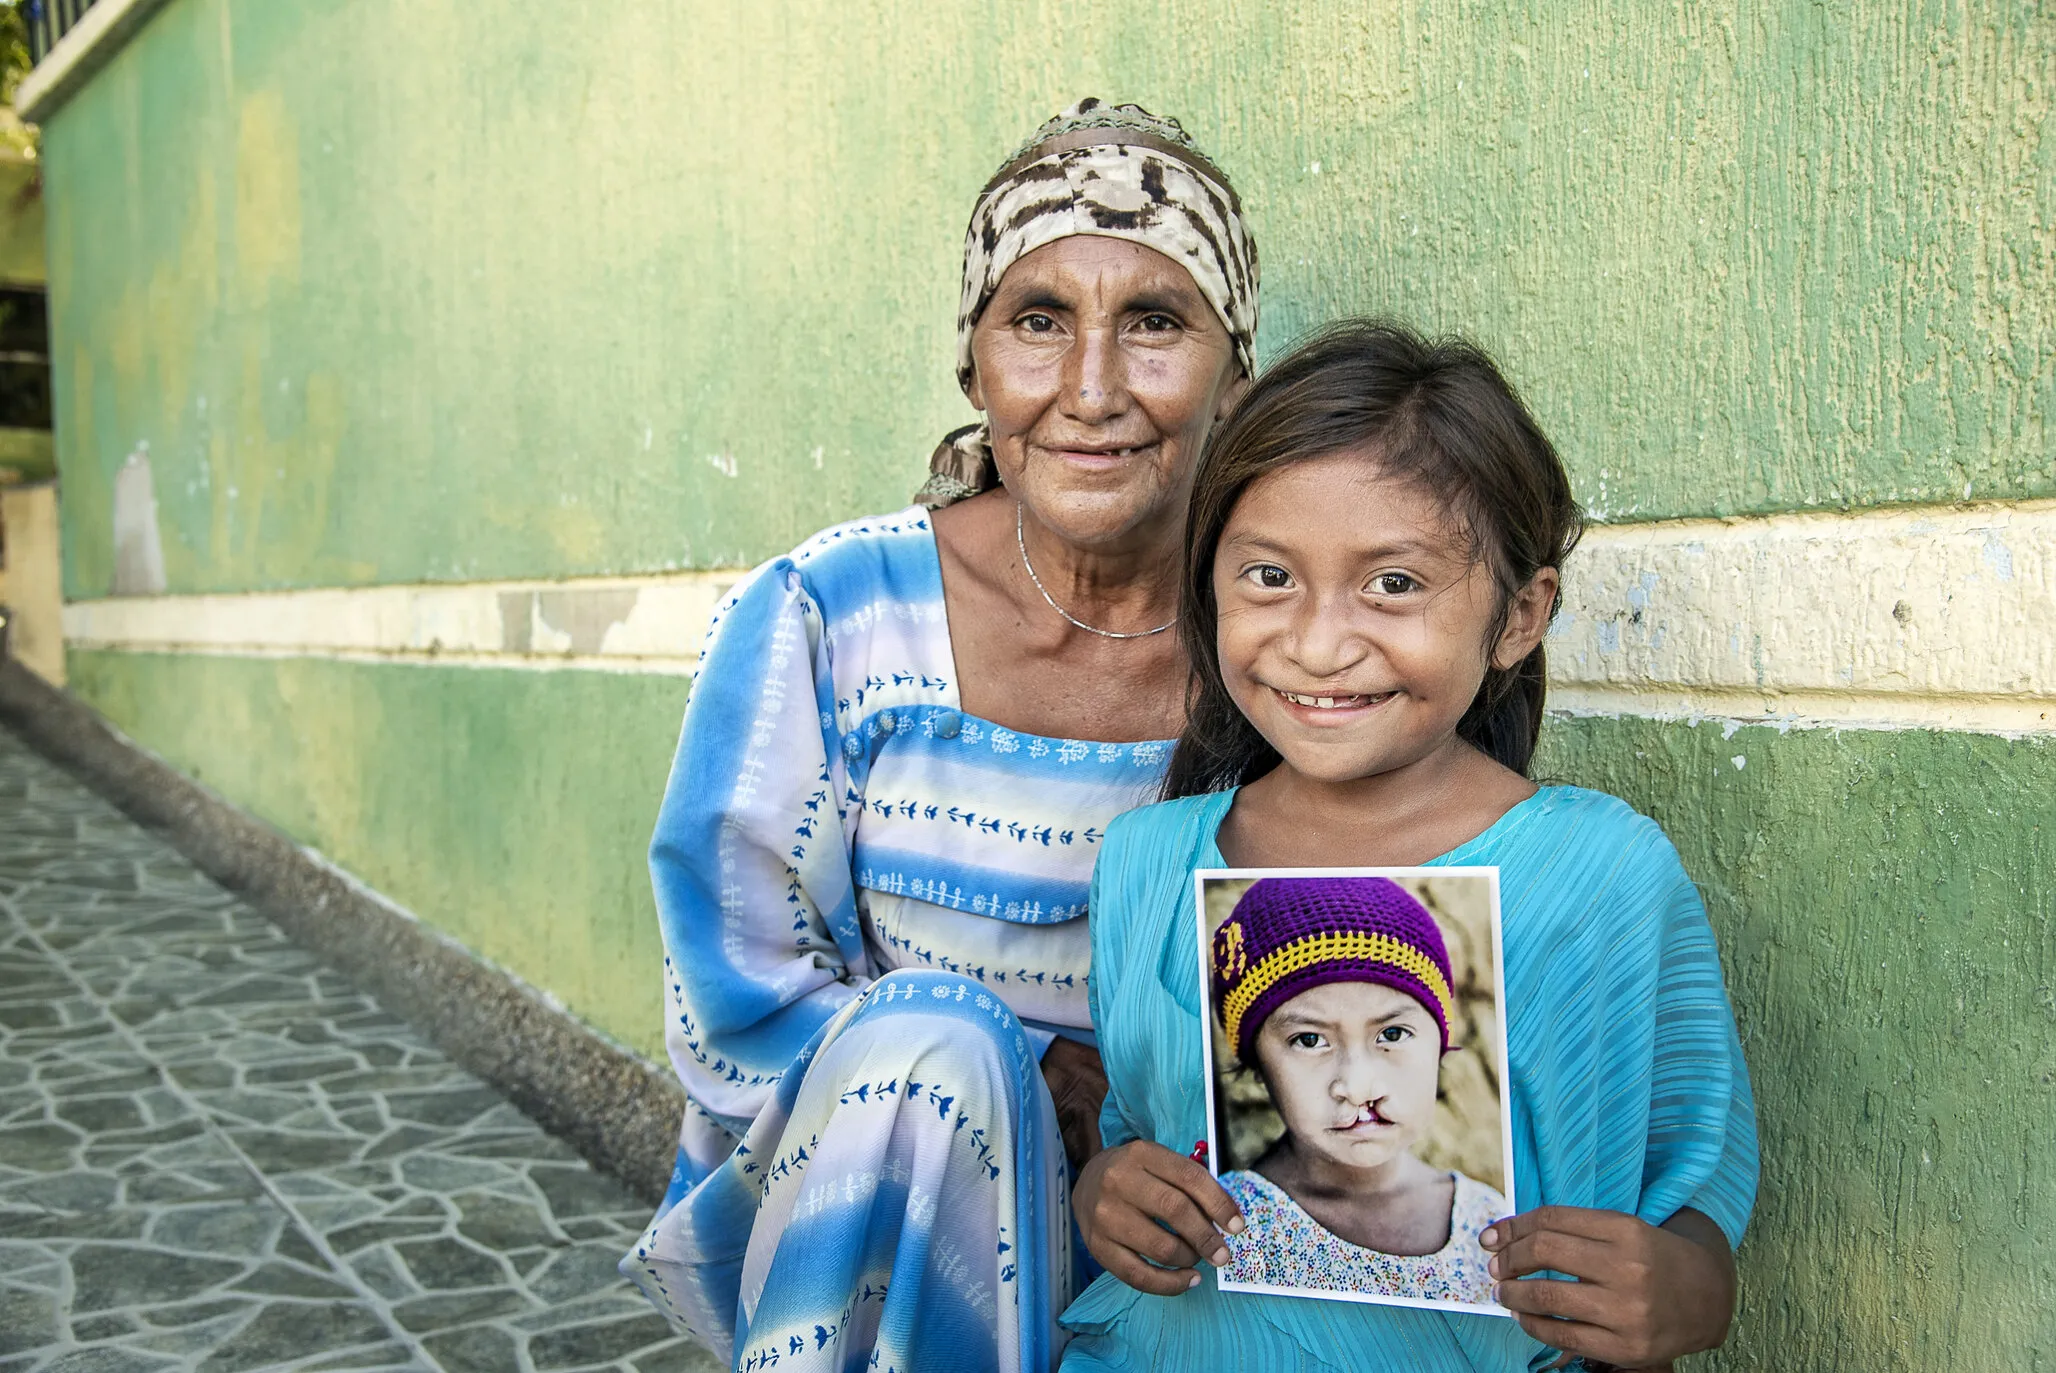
top-left (955, 99), bottom-right (1259, 392)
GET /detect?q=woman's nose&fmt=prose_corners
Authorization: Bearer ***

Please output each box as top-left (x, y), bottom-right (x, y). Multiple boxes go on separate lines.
top-left (1060, 327), bottom-right (1127, 422)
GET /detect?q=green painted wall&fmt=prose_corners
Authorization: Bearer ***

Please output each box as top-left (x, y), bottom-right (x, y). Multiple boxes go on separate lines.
top-left (1539, 717), bottom-right (2055, 1371)
top-left (36, 2), bottom-right (2056, 1367)
top-left (64, 649), bottom-right (2056, 1370)
top-left (0, 155), bottom-right (45, 289)
top-left (42, 0), bottom-right (2055, 598)
top-left (66, 650), bottom-right (685, 1049)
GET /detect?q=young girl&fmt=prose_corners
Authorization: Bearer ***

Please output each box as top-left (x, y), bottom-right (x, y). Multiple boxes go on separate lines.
top-left (1063, 321), bottom-right (1758, 1372)
top-left (1211, 876), bottom-right (1507, 1305)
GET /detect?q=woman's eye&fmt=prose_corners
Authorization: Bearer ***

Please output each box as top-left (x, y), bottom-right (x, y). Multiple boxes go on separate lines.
top-left (1245, 564), bottom-right (1293, 590)
top-left (1138, 312), bottom-right (1180, 333)
top-left (1370, 572), bottom-right (1418, 596)
top-left (1019, 313), bottom-right (1057, 333)
top-left (1377, 1025), bottom-right (1412, 1044)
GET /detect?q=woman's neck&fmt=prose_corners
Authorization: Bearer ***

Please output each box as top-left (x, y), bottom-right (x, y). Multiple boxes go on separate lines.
top-left (1015, 499), bottom-right (1182, 628)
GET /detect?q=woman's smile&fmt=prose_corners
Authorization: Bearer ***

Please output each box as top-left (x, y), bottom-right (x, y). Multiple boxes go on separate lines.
top-left (1043, 439), bottom-right (1161, 470)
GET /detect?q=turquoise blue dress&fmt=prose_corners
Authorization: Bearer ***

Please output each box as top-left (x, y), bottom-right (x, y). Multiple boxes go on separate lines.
top-left (1061, 786), bottom-right (1759, 1372)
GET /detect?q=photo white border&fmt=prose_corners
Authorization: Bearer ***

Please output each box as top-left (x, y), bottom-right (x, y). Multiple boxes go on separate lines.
top-left (1192, 865), bottom-right (1517, 1318)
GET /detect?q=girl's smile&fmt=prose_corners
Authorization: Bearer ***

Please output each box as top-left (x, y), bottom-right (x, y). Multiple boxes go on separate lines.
top-left (1270, 687), bottom-right (1398, 721)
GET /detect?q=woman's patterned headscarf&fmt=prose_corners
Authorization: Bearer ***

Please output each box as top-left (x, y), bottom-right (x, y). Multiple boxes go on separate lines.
top-left (916, 99), bottom-right (1261, 508)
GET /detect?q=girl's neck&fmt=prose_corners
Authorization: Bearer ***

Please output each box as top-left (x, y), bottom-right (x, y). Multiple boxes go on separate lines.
top-left (1218, 734), bottom-right (1538, 868)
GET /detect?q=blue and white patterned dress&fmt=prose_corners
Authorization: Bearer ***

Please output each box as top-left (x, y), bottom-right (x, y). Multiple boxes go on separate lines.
top-left (621, 508), bottom-right (1171, 1372)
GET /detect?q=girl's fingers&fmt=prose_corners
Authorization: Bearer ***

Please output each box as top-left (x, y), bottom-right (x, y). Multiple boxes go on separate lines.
top-left (1507, 1311), bottom-right (1632, 1370)
top-left (1481, 1205), bottom-right (1636, 1251)
top-left (1128, 1177), bottom-right (1231, 1267)
top-left (1098, 1206), bottom-right (1204, 1270)
top-left (1091, 1239), bottom-right (1201, 1296)
top-left (1495, 1273), bottom-right (1609, 1327)
top-left (1488, 1229), bottom-right (1613, 1283)
top-left (1162, 1155), bottom-right (1247, 1234)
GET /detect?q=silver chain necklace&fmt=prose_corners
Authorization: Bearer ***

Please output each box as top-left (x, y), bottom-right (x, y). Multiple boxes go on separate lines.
top-left (1014, 502), bottom-right (1177, 640)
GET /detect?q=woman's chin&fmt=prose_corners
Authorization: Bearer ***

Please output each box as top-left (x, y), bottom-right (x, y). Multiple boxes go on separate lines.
top-left (1021, 482), bottom-right (1183, 545)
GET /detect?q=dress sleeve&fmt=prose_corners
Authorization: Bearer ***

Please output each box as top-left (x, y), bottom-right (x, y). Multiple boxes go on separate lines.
top-left (649, 557), bottom-right (873, 1128)
top-left (1632, 832), bottom-right (1761, 1249)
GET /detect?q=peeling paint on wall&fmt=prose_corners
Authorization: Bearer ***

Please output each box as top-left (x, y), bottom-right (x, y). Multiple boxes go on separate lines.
top-left (109, 446), bottom-right (166, 595)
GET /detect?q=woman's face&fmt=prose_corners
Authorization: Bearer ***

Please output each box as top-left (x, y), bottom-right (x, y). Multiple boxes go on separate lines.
top-left (1250, 980), bottom-right (1443, 1176)
top-left (1212, 451), bottom-right (1557, 785)
top-left (968, 236), bottom-right (1244, 549)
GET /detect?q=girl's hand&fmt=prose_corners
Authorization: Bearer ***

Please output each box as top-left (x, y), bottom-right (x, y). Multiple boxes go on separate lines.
top-left (1040, 1037), bottom-right (1109, 1170)
top-left (1481, 1205), bottom-right (1735, 1370)
top-left (1072, 1140), bottom-right (1246, 1295)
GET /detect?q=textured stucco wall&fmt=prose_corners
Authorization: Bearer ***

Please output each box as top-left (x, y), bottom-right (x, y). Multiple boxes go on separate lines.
top-left (41, 0), bottom-right (2054, 597)
top-left (33, 1), bottom-right (2056, 1368)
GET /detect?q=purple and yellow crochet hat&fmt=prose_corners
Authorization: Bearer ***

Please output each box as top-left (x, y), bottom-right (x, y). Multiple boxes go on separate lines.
top-left (1211, 877), bottom-right (1456, 1061)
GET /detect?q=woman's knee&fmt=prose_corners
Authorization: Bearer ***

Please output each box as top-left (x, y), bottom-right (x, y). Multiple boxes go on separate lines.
top-left (842, 970), bottom-right (1037, 1073)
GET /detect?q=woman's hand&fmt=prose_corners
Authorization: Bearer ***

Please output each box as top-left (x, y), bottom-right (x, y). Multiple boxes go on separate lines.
top-left (1040, 1037), bottom-right (1109, 1170)
top-left (1072, 1140), bottom-right (1245, 1295)
top-left (1482, 1205), bottom-right (1735, 1371)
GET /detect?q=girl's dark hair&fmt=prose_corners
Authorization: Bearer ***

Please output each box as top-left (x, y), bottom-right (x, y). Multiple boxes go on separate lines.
top-left (1164, 319), bottom-right (1584, 799)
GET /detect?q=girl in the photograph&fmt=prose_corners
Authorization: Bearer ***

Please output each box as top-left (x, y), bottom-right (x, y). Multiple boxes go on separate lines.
top-left (1209, 876), bottom-right (1505, 1304)
top-left (1061, 321), bottom-right (1758, 1372)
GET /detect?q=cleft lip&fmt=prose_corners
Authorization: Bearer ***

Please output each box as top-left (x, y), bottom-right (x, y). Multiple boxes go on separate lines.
top-left (1333, 1101), bottom-right (1394, 1131)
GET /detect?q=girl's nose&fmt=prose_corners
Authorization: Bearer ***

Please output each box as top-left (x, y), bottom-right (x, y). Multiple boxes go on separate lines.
top-left (1286, 591), bottom-right (1370, 679)
top-left (1331, 1045), bottom-right (1388, 1103)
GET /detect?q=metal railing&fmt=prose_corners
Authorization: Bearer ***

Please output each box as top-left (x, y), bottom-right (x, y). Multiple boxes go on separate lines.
top-left (24, 0), bottom-right (99, 67)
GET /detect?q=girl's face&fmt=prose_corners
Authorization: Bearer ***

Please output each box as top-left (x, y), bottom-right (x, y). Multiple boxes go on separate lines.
top-left (1211, 450), bottom-right (1556, 785)
top-left (1250, 980), bottom-right (1443, 1175)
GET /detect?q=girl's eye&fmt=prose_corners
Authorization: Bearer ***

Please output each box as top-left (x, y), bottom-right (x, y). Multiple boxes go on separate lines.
top-left (1369, 572), bottom-right (1418, 597)
top-left (1288, 1031), bottom-right (1325, 1050)
top-left (1244, 564), bottom-right (1293, 590)
top-left (1377, 1025), bottom-right (1413, 1044)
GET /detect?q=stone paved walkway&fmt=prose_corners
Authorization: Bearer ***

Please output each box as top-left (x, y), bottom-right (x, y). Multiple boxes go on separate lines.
top-left (0, 725), bottom-right (719, 1373)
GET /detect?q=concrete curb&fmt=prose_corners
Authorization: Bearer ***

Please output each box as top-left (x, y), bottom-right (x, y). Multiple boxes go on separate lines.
top-left (0, 656), bottom-right (685, 1208)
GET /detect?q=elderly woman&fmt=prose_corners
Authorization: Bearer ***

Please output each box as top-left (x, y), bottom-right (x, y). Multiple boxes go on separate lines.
top-left (622, 100), bottom-right (1259, 1372)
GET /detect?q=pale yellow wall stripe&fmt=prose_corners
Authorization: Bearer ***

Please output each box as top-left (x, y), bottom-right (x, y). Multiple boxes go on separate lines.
top-left (59, 500), bottom-right (2056, 734)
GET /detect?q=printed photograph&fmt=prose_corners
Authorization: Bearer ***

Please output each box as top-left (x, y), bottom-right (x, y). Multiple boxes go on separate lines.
top-left (1196, 870), bottom-right (1517, 1314)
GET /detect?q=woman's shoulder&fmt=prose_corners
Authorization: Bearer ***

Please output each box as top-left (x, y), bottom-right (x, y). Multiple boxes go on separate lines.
top-left (718, 506), bottom-right (939, 613)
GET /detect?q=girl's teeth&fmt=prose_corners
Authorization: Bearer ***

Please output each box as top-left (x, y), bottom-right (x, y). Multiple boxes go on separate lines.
top-left (1281, 690), bottom-right (1367, 709)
